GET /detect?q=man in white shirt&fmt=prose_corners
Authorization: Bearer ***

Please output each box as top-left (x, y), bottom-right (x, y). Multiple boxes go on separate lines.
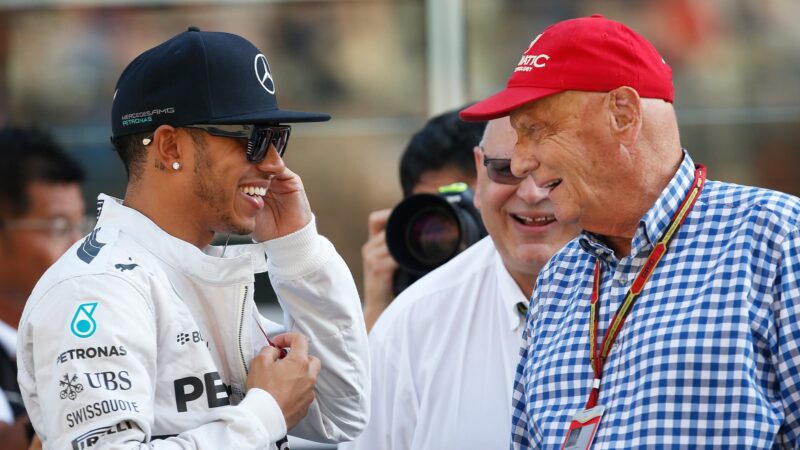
top-left (342, 117), bottom-right (579, 449)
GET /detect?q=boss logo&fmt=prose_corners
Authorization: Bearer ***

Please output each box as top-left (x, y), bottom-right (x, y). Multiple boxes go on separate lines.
top-left (174, 372), bottom-right (231, 412)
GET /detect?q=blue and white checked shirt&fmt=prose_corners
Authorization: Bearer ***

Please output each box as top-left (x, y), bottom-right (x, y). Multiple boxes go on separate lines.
top-left (511, 152), bottom-right (800, 449)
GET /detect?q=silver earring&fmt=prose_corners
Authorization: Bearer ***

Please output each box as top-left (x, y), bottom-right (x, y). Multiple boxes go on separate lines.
top-left (172, 162), bottom-right (181, 170)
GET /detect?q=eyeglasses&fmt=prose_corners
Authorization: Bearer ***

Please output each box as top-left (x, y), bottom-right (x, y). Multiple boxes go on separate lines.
top-left (1, 216), bottom-right (95, 241)
top-left (142, 124), bottom-right (292, 163)
top-left (481, 149), bottom-right (526, 185)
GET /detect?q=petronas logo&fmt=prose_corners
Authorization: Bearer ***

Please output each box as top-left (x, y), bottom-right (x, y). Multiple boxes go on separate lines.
top-left (70, 302), bottom-right (98, 338)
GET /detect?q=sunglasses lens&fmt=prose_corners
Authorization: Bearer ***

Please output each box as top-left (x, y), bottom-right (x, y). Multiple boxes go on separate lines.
top-left (246, 132), bottom-right (269, 163)
top-left (485, 159), bottom-right (524, 184)
top-left (271, 127), bottom-right (290, 157)
top-left (247, 126), bottom-right (291, 162)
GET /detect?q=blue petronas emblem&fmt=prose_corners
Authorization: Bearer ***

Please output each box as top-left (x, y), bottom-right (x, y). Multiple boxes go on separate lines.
top-left (70, 302), bottom-right (98, 338)
top-left (77, 227), bottom-right (106, 263)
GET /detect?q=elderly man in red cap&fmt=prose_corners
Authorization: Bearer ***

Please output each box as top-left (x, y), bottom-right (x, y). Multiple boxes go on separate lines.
top-left (462, 15), bottom-right (800, 449)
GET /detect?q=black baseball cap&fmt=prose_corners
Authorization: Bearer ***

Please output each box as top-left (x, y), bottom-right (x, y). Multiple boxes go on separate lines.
top-left (111, 26), bottom-right (330, 139)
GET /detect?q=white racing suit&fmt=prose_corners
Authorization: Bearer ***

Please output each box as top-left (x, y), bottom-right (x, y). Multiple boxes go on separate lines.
top-left (17, 194), bottom-right (369, 449)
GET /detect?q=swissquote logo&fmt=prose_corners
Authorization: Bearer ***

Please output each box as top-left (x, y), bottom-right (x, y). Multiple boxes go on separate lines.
top-left (254, 54), bottom-right (275, 94)
top-left (515, 33), bottom-right (549, 72)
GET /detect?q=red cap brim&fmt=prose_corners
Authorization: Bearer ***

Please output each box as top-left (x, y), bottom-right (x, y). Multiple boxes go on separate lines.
top-left (459, 86), bottom-right (564, 122)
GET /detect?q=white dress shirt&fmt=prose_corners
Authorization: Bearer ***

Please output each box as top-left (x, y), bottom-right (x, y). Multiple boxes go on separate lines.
top-left (341, 236), bottom-right (528, 450)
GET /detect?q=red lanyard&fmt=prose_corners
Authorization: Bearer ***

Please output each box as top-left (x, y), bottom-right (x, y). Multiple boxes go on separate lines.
top-left (585, 165), bottom-right (706, 409)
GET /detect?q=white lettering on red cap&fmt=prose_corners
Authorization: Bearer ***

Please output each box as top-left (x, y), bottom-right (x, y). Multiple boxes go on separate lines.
top-left (525, 33), bottom-right (544, 53)
top-left (516, 33), bottom-right (550, 72)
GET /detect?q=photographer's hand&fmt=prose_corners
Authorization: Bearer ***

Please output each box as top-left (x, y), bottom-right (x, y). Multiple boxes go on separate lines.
top-left (246, 332), bottom-right (321, 430)
top-left (253, 167), bottom-right (313, 242)
top-left (361, 208), bottom-right (399, 332)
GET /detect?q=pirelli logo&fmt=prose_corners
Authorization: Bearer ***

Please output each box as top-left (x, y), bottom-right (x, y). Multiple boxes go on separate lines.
top-left (71, 420), bottom-right (135, 449)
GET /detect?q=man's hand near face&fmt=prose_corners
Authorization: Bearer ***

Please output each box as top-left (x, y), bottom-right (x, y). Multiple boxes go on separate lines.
top-left (253, 167), bottom-right (313, 242)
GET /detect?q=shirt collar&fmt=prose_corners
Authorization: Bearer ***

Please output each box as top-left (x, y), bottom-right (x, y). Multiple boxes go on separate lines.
top-left (493, 248), bottom-right (530, 331)
top-left (634, 151), bottom-right (696, 254)
top-left (94, 194), bottom-right (269, 284)
top-left (578, 151), bottom-right (696, 259)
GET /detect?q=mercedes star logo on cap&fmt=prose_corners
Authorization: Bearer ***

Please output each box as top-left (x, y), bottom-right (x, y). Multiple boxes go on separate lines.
top-left (254, 54), bottom-right (275, 95)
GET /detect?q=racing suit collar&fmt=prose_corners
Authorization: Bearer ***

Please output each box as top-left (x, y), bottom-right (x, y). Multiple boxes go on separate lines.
top-left (94, 194), bottom-right (268, 284)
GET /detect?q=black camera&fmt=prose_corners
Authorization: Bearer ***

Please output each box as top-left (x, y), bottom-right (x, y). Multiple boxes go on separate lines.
top-left (385, 183), bottom-right (487, 295)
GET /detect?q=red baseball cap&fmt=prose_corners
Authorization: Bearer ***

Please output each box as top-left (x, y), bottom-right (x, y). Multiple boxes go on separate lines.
top-left (460, 15), bottom-right (673, 122)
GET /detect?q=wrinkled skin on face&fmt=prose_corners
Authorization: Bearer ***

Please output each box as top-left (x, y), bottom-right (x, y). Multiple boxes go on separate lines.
top-left (508, 89), bottom-right (682, 256)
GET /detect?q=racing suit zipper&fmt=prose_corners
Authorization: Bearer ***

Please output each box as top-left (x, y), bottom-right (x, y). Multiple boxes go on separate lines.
top-left (237, 284), bottom-right (249, 377)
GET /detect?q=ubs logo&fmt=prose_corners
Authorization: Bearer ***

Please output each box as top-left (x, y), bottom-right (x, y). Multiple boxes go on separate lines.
top-left (60, 374), bottom-right (84, 400)
top-left (254, 54), bottom-right (275, 94)
top-left (59, 371), bottom-right (132, 401)
top-left (85, 371), bottom-right (132, 391)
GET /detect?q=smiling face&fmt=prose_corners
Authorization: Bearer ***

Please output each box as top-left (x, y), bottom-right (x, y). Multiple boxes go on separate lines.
top-left (186, 129), bottom-right (284, 238)
top-left (508, 91), bottom-right (625, 234)
top-left (474, 117), bottom-right (580, 295)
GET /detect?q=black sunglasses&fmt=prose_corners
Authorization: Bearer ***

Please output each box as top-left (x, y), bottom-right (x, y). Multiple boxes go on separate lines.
top-left (140, 124), bottom-right (292, 163)
top-left (481, 151), bottom-right (526, 185)
top-left (184, 124), bottom-right (292, 163)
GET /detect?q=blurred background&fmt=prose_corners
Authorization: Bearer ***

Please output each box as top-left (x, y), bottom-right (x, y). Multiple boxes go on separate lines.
top-left (1, 0), bottom-right (799, 447)
top-left (3, 0), bottom-right (800, 302)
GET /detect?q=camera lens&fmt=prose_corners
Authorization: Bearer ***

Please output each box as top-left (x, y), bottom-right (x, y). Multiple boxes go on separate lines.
top-left (406, 208), bottom-right (460, 266)
top-left (386, 187), bottom-right (486, 279)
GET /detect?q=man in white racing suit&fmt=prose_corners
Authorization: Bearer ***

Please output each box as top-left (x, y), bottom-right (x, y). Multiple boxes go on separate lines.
top-left (16, 27), bottom-right (369, 449)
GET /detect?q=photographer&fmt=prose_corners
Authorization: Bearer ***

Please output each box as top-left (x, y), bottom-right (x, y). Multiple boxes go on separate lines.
top-left (342, 116), bottom-right (580, 449)
top-left (361, 109), bottom-right (485, 331)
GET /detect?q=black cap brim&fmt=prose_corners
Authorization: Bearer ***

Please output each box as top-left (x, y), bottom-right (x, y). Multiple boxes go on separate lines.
top-left (208, 109), bottom-right (330, 124)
